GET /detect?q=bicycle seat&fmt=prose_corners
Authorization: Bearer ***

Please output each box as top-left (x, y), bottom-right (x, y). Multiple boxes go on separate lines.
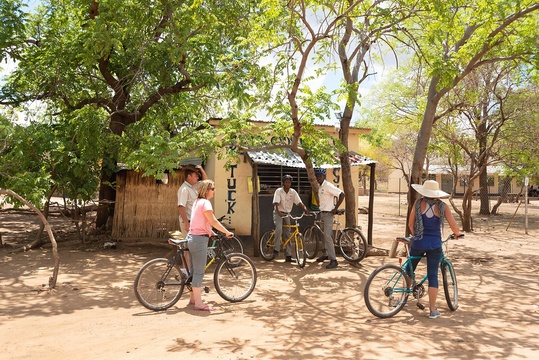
top-left (396, 236), bottom-right (412, 244)
top-left (168, 238), bottom-right (189, 247)
top-left (168, 230), bottom-right (184, 240)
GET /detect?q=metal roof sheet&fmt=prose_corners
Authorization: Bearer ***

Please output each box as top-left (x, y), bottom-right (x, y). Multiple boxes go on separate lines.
top-left (246, 148), bottom-right (375, 168)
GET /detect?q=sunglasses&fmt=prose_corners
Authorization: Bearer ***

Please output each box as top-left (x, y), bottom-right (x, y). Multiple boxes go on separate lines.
top-left (209, 187), bottom-right (215, 191)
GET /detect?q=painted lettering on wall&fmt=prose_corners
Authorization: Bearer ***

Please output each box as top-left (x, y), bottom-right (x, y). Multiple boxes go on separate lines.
top-left (333, 168), bottom-right (340, 186)
top-left (227, 165), bottom-right (237, 214)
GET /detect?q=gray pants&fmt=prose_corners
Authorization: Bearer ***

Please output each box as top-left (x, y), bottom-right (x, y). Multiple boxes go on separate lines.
top-left (273, 211), bottom-right (291, 256)
top-left (187, 234), bottom-right (208, 287)
top-left (320, 212), bottom-right (336, 260)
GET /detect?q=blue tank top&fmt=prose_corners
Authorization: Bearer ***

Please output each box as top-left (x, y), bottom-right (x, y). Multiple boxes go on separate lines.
top-left (412, 202), bottom-right (442, 251)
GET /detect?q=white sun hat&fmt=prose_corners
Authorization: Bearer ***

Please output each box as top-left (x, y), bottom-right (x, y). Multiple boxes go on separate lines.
top-left (411, 180), bottom-right (450, 199)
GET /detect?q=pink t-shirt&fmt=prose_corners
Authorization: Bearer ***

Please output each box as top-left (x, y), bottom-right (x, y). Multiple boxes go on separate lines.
top-left (189, 198), bottom-right (213, 236)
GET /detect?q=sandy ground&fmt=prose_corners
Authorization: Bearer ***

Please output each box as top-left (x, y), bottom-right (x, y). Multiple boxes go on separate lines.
top-left (1, 193), bottom-right (538, 360)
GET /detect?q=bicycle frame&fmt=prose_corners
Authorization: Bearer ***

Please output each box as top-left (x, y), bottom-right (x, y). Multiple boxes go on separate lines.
top-left (364, 234), bottom-right (460, 318)
top-left (309, 212), bottom-right (340, 243)
top-left (397, 238), bottom-right (452, 300)
top-left (310, 209), bottom-right (363, 243)
top-left (259, 212), bottom-right (307, 268)
top-left (303, 209), bottom-right (367, 263)
top-left (280, 222), bottom-right (301, 249)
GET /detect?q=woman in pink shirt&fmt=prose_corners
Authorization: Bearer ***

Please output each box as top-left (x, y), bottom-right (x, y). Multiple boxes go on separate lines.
top-left (187, 180), bottom-right (234, 311)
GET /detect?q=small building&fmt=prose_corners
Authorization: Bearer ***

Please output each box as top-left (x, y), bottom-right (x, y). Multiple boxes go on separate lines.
top-left (388, 165), bottom-right (518, 196)
top-left (112, 120), bottom-right (374, 242)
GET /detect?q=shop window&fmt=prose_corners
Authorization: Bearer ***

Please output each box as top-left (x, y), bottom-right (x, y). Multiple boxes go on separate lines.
top-left (257, 165), bottom-right (310, 195)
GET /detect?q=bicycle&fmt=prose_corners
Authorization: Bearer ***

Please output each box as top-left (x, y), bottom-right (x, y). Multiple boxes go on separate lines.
top-left (302, 209), bottom-right (368, 263)
top-left (215, 215), bottom-right (244, 254)
top-left (363, 233), bottom-right (464, 318)
top-left (259, 212), bottom-right (307, 269)
top-left (134, 231), bottom-right (257, 311)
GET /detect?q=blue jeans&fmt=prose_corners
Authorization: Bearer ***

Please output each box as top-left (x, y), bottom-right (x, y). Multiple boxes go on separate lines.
top-left (407, 247), bottom-right (443, 288)
top-left (187, 234), bottom-right (208, 288)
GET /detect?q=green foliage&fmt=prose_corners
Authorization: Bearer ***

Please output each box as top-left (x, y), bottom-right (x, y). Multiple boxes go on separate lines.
top-left (0, 108), bottom-right (103, 207)
top-left (497, 84), bottom-right (539, 180)
top-left (0, 0), bottom-right (281, 209)
top-left (0, 0), bottom-right (27, 62)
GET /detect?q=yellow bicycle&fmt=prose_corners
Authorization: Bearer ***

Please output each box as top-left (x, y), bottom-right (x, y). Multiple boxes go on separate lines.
top-left (259, 213), bottom-right (307, 268)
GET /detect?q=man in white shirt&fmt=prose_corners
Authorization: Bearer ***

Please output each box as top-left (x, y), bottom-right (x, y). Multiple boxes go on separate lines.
top-left (273, 175), bottom-right (309, 262)
top-left (177, 164), bottom-right (208, 238)
top-left (315, 168), bottom-right (345, 269)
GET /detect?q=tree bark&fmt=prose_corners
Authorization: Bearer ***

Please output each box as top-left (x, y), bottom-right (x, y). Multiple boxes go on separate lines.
top-left (461, 185), bottom-right (474, 231)
top-left (408, 80), bottom-right (445, 232)
top-left (492, 177), bottom-right (512, 214)
top-left (339, 112), bottom-right (356, 228)
top-left (96, 171), bottom-right (116, 230)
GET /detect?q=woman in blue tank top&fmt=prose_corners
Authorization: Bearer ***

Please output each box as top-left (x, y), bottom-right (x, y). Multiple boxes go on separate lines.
top-left (408, 180), bottom-right (462, 319)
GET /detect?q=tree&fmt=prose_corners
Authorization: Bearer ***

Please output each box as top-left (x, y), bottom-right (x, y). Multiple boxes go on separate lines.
top-left (0, 0), bottom-right (270, 229)
top-left (492, 80), bottom-right (539, 213)
top-left (433, 63), bottom-right (525, 230)
top-left (405, 1), bottom-right (539, 224)
top-left (0, 108), bottom-right (104, 245)
top-left (262, 0), bottom-right (418, 227)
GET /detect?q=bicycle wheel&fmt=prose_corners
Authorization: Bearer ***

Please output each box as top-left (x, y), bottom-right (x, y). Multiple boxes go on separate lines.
top-left (364, 264), bottom-right (409, 318)
top-left (134, 258), bottom-right (186, 311)
top-left (259, 230), bottom-right (276, 260)
top-left (338, 227), bottom-right (368, 263)
top-left (441, 259), bottom-right (458, 311)
top-left (294, 234), bottom-right (307, 269)
top-left (220, 236), bottom-right (244, 255)
top-left (214, 253), bottom-right (257, 302)
top-left (303, 226), bottom-right (319, 259)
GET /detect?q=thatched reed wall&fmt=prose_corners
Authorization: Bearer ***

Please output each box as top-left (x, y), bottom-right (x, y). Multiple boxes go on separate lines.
top-left (112, 170), bottom-right (185, 240)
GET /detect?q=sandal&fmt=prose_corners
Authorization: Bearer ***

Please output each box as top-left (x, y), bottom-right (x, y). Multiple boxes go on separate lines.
top-left (193, 305), bottom-right (213, 311)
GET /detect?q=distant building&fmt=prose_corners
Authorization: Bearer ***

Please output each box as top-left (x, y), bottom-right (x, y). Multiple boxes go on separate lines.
top-left (388, 165), bottom-right (517, 196)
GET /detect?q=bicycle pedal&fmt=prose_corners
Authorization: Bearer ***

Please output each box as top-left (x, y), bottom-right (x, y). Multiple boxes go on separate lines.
top-left (417, 303), bottom-right (425, 310)
top-left (204, 286), bottom-right (210, 294)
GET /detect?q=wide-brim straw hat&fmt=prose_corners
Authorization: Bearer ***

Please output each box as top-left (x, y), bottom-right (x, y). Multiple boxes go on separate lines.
top-left (411, 180), bottom-right (450, 199)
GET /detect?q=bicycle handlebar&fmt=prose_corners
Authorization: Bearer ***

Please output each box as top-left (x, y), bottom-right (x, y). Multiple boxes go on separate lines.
top-left (398, 233), bottom-right (464, 244)
top-left (308, 209), bottom-right (345, 216)
top-left (282, 212), bottom-right (308, 221)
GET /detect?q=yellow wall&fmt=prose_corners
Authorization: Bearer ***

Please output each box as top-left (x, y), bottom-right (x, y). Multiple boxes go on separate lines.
top-left (207, 153), bottom-right (254, 235)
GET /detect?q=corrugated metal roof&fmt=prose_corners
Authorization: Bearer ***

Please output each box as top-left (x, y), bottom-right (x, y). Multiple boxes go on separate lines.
top-left (246, 149), bottom-right (375, 168)
top-left (246, 148), bottom-right (305, 168)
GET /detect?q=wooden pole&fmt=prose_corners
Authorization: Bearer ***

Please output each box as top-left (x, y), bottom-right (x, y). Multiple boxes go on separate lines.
top-left (0, 189), bottom-right (60, 288)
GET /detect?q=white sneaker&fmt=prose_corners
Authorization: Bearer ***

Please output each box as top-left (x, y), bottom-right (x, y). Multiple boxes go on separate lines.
top-left (429, 310), bottom-right (441, 319)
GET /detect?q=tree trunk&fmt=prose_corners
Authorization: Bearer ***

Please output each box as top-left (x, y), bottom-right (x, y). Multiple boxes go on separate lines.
top-left (408, 84), bottom-right (443, 232)
top-left (340, 150), bottom-right (356, 228)
top-left (479, 168), bottom-right (490, 215)
top-left (339, 114), bottom-right (356, 228)
top-left (461, 185), bottom-right (474, 232)
top-left (95, 113), bottom-right (130, 230)
top-left (95, 170), bottom-right (116, 230)
top-left (478, 118), bottom-right (491, 215)
top-left (492, 176), bottom-right (512, 214)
